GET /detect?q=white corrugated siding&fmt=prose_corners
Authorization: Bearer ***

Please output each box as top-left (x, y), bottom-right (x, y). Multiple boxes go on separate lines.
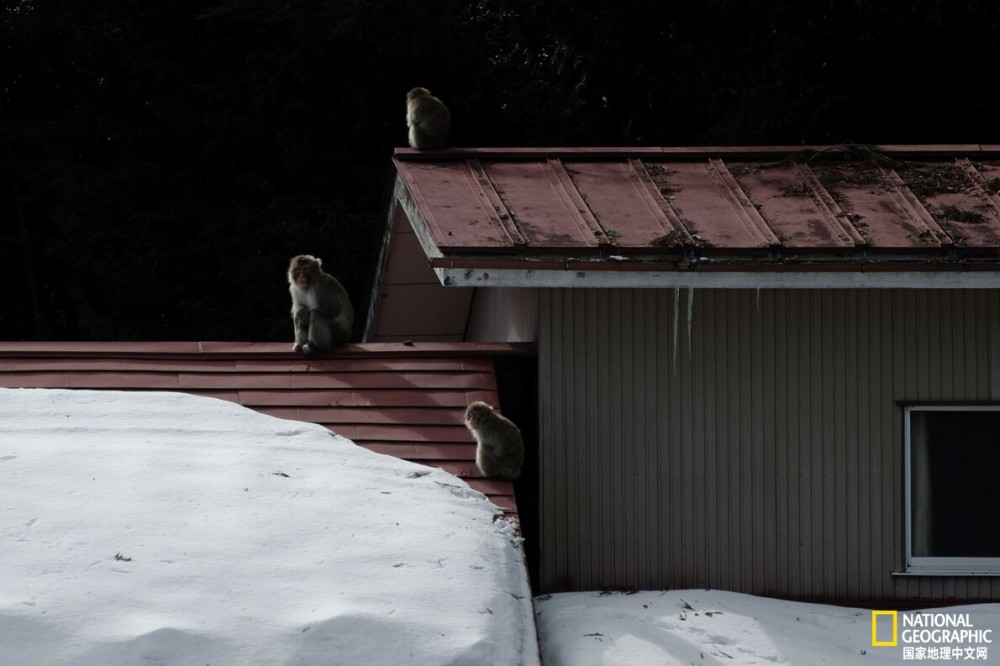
top-left (538, 288), bottom-right (1000, 601)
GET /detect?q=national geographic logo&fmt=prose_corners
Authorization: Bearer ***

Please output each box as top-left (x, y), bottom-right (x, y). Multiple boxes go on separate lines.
top-left (872, 610), bottom-right (992, 661)
top-left (873, 611), bottom-right (899, 647)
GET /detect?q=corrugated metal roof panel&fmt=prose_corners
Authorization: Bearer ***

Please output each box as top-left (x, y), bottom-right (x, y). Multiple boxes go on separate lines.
top-left (392, 146), bottom-right (1000, 261)
top-left (565, 160), bottom-right (686, 246)
top-left (729, 163), bottom-right (859, 248)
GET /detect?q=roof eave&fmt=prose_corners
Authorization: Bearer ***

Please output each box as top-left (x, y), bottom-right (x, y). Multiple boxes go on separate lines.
top-left (432, 258), bottom-right (1000, 289)
top-left (381, 147), bottom-right (1000, 297)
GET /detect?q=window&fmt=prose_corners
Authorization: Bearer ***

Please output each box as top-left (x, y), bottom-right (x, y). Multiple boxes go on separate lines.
top-left (905, 406), bottom-right (1000, 574)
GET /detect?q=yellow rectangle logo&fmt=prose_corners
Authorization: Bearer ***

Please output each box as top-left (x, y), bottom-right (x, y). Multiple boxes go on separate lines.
top-left (872, 610), bottom-right (898, 647)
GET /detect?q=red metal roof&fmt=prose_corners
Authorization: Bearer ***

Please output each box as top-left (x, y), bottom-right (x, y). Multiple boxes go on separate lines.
top-left (393, 145), bottom-right (1000, 269)
top-left (0, 341), bottom-right (528, 520)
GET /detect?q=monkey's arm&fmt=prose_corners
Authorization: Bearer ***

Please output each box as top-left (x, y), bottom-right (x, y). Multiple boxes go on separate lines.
top-left (291, 305), bottom-right (310, 351)
top-left (292, 305), bottom-right (310, 324)
top-left (313, 278), bottom-right (345, 318)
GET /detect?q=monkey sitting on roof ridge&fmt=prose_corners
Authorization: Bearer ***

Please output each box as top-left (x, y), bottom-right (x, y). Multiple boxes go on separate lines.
top-left (406, 87), bottom-right (451, 150)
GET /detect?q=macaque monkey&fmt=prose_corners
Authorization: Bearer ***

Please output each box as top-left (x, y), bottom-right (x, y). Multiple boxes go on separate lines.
top-left (464, 401), bottom-right (524, 480)
top-left (287, 254), bottom-right (354, 354)
top-left (406, 87), bottom-right (451, 150)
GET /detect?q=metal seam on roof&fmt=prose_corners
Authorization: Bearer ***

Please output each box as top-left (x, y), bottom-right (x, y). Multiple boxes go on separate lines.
top-left (466, 159), bottom-right (523, 247)
top-left (707, 158), bottom-right (781, 247)
top-left (793, 163), bottom-right (867, 247)
top-left (959, 159), bottom-right (1000, 217)
top-left (543, 158), bottom-right (605, 246)
top-left (880, 167), bottom-right (952, 246)
top-left (625, 158), bottom-right (693, 245)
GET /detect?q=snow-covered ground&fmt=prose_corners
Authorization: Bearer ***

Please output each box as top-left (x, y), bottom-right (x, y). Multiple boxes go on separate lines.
top-left (537, 589), bottom-right (1000, 665)
top-left (2, 388), bottom-right (997, 665)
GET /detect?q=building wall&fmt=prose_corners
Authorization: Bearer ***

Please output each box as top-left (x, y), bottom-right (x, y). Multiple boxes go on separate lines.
top-left (365, 202), bottom-right (472, 342)
top-left (537, 287), bottom-right (1000, 602)
top-left (466, 288), bottom-right (539, 343)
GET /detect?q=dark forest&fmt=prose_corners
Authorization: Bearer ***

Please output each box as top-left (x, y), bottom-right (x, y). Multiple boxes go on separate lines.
top-left (3, 0), bottom-right (999, 341)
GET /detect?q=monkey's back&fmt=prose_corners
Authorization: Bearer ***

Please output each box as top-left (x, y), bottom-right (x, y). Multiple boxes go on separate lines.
top-left (475, 421), bottom-right (524, 480)
top-left (407, 97), bottom-right (451, 150)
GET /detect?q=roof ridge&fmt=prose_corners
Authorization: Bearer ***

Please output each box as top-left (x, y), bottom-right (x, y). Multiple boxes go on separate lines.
top-left (394, 144), bottom-right (1000, 161)
top-left (0, 341), bottom-right (535, 359)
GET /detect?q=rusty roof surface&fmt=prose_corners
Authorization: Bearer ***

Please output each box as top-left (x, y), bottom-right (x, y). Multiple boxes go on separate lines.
top-left (393, 145), bottom-right (1000, 272)
top-left (0, 341), bottom-right (527, 520)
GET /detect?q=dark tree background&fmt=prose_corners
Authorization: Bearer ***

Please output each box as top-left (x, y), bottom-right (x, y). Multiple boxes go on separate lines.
top-left (3, 0), bottom-right (999, 341)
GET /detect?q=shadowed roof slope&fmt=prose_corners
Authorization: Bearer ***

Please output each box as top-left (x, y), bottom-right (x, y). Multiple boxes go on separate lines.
top-left (0, 341), bottom-right (527, 520)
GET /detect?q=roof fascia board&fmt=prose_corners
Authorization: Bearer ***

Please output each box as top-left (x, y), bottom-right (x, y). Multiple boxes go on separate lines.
top-left (394, 175), bottom-right (446, 262)
top-left (434, 266), bottom-right (1000, 289)
top-left (363, 185), bottom-right (405, 342)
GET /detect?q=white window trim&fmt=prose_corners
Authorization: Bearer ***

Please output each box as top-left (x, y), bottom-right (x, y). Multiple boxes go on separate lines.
top-left (903, 405), bottom-right (1000, 576)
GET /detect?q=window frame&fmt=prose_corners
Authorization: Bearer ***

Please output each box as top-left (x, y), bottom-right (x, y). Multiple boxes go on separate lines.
top-left (903, 404), bottom-right (1000, 575)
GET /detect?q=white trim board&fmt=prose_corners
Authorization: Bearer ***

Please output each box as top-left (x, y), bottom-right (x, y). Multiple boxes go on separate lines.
top-left (435, 266), bottom-right (1000, 289)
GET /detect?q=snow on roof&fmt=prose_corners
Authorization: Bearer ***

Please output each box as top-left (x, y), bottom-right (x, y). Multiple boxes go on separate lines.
top-left (0, 341), bottom-right (529, 520)
top-left (387, 145), bottom-right (1000, 289)
top-left (0, 388), bottom-right (538, 665)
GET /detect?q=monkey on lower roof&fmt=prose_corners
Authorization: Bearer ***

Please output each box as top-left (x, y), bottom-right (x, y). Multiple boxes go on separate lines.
top-left (287, 254), bottom-right (353, 354)
top-left (464, 401), bottom-right (524, 480)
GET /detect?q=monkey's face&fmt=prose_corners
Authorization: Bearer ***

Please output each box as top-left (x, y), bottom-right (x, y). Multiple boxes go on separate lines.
top-left (465, 403), bottom-right (493, 429)
top-left (290, 261), bottom-right (317, 288)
